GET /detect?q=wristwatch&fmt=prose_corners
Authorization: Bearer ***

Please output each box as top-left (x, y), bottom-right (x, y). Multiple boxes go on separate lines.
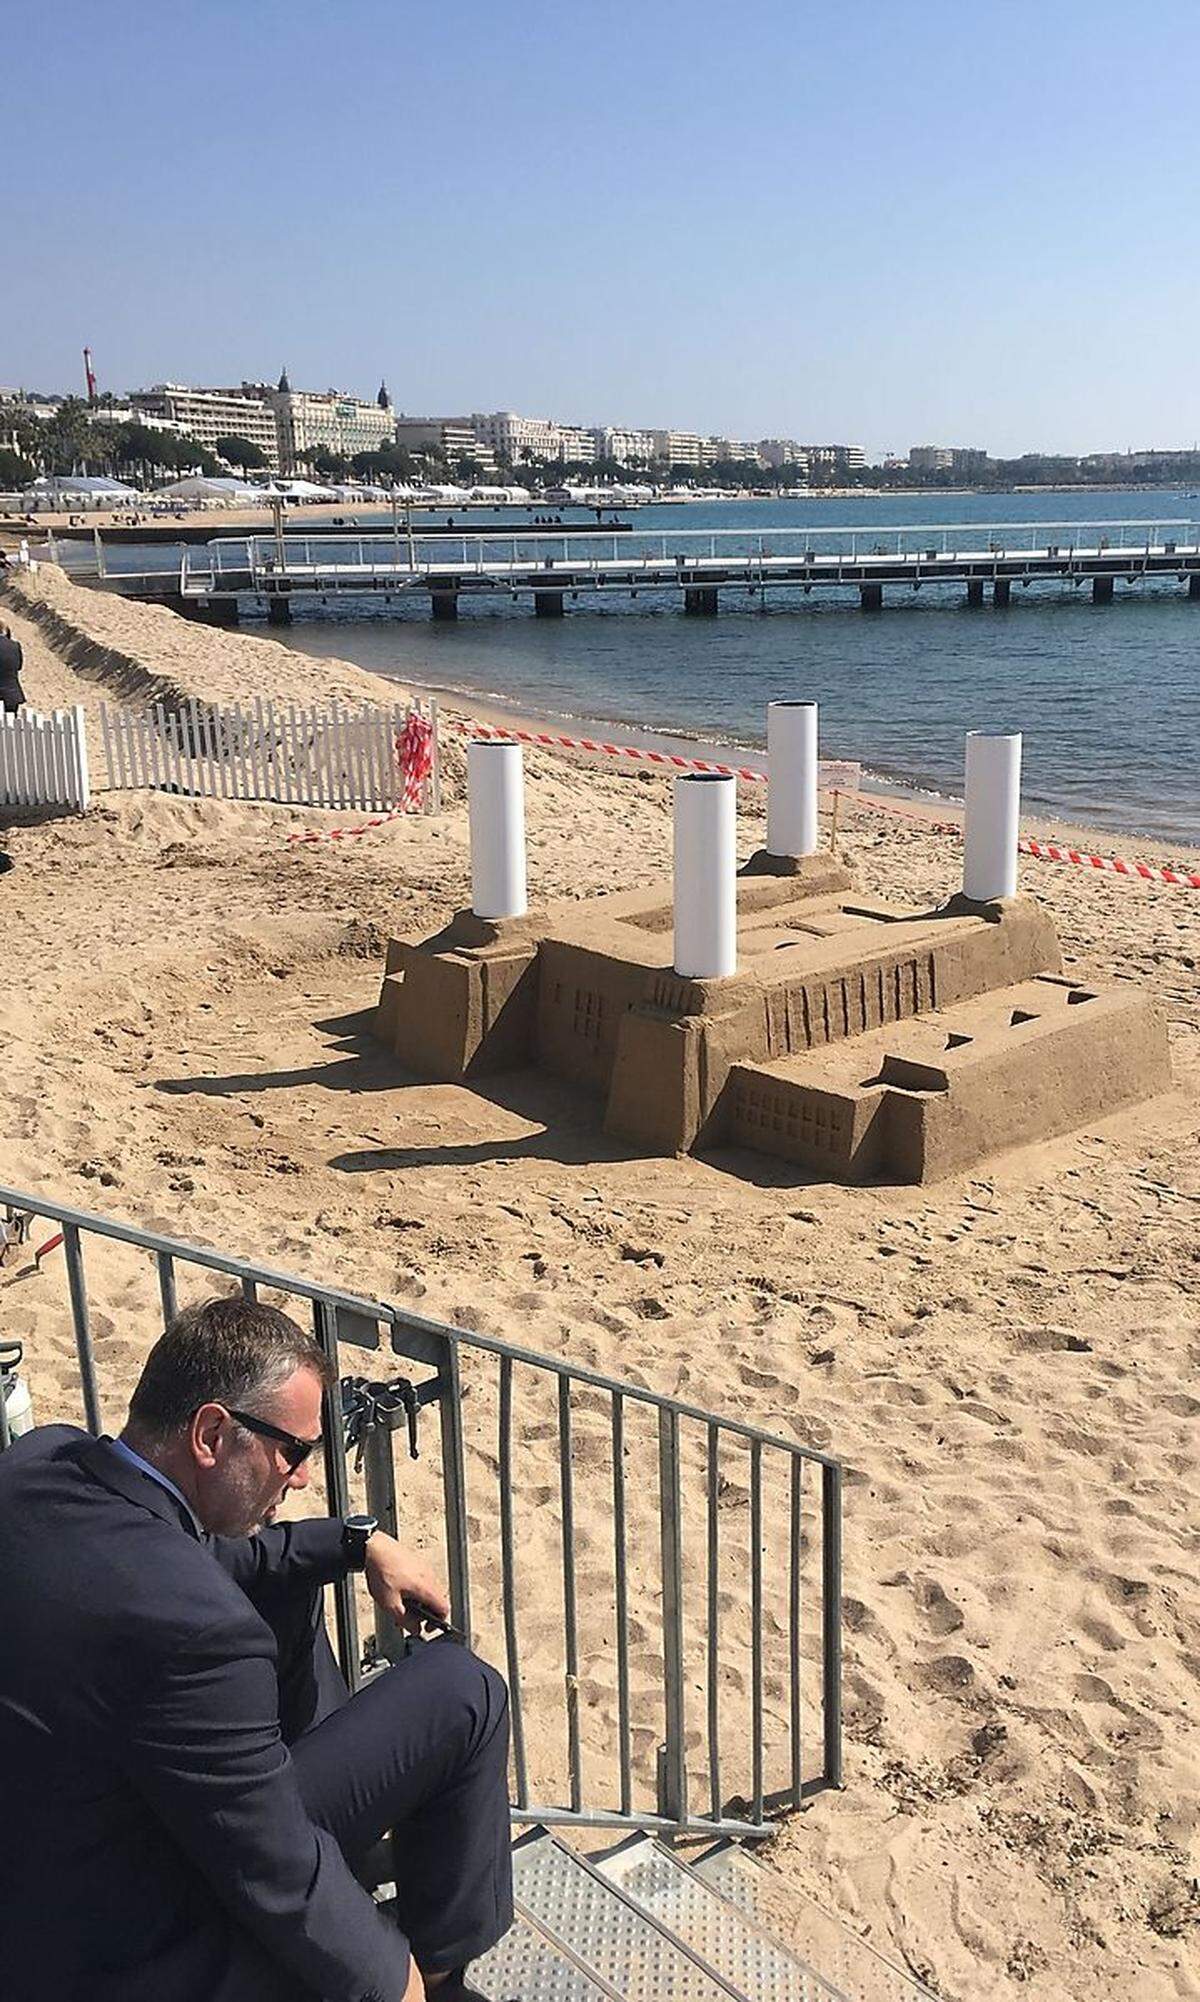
top-left (342, 1514), bottom-right (378, 1571)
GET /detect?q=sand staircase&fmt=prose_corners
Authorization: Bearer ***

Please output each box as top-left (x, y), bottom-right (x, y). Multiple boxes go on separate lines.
top-left (466, 1829), bottom-right (934, 2001)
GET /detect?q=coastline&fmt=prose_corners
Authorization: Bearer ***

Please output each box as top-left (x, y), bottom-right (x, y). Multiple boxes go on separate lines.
top-left (1, 561), bottom-right (1198, 1999)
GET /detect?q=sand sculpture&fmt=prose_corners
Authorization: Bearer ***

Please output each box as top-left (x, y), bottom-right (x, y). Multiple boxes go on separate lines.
top-left (374, 708), bottom-right (1170, 1184)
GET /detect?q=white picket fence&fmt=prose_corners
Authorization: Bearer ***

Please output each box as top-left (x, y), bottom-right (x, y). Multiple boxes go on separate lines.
top-left (0, 705), bottom-right (90, 813)
top-left (97, 697), bottom-right (435, 812)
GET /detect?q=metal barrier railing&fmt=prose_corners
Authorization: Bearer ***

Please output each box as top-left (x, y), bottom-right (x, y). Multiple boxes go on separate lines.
top-left (0, 1185), bottom-right (843, 1839)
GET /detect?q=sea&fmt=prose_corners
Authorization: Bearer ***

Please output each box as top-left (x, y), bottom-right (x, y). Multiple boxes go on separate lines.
top-left (75, 491), bottom-right (1200, 844)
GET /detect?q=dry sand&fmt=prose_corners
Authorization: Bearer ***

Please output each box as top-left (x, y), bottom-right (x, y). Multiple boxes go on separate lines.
top-left (1, 565), bottom-right (1198, 1999)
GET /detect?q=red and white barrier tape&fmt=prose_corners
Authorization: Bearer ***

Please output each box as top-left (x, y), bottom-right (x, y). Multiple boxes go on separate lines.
top-left (1016, 837), bottom-right (1200, 889)
top-left (289, 709), bottom-right (1200, 888)
top-left (839, 790), bottom-right (1199, 886)
top-left (288, 715), bottom-right (434, 845)
top-left (456, 717), bottom-right (863, 793)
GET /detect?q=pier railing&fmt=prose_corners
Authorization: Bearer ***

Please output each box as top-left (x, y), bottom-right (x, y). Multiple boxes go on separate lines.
top-left (171, 518), bottom-right (1200, 598)
top-left (0, 1186), bottom-right (843, 1839)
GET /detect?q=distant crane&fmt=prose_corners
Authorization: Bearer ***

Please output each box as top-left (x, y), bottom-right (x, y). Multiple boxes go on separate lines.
top-left (83, 347), bottom-right (97, 405)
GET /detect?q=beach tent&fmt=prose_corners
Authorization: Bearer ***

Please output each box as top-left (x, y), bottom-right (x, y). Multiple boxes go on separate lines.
top-left (263, 479), bottom-right (338, 502)
top-left (154, 476), bottom-right (266, 501)
top-left (25, 475), bottom-right (140, 503)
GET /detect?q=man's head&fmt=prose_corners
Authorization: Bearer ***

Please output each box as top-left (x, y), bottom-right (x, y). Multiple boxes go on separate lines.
top-left (123, 1296), bottom-right (334, 1535)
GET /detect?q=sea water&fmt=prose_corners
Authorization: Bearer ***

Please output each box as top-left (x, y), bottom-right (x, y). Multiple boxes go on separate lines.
top-left (87, 491), bottom-right (1200, 842)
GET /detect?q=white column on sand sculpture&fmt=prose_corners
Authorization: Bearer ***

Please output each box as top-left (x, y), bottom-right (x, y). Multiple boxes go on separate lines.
top-left (962, 730), bottom-right (1022, 902)
top-left (468, 739), bottom-right (527, 920)
top-left (766, 699), bottom-right (819, 858)
top-left (673, 772), bottom-right (737, 978)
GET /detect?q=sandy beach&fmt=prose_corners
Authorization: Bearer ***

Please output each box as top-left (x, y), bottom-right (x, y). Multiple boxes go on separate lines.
top-left (2, 563), bottom-right (1198, 1999)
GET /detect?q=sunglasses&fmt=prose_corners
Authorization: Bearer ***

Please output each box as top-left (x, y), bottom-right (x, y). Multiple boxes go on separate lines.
top-left (227, 1408), bottom-right (324, 1472)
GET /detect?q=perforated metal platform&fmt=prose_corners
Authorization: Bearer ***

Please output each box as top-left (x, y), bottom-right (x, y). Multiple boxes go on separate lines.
top-left (693, 1843), bottom-right (935, 2002)
top-left (597, 1835), bottom-right (846, 2002)
top-left (468, 1904), bottom-right (623, 2001)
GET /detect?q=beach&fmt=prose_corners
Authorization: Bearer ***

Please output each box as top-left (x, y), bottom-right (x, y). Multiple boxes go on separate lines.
top-left (2, 563), bottom-right (1198, 1998)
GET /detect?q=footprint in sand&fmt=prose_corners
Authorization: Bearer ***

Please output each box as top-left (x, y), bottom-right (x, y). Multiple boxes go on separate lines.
top-left (915, 1576), bottom-right (965, 1636)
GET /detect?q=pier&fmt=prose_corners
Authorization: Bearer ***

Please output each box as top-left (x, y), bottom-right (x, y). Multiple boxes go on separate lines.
top-left (78, 519), bottom-right (1200, 621)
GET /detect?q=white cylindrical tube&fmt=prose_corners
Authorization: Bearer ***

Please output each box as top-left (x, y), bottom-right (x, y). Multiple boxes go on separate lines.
top-left (673, 773), bottom-right (737, 978)
top-left (468, 740), bottom-right (527, 919)
top-left (766, 700), bottom-right (819, 857)
top-left (962, 731), bottom-right (1021, 902)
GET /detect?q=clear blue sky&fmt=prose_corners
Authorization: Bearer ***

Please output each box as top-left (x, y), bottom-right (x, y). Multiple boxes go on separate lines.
top-left (5, 0), bottom-right (1199, 457)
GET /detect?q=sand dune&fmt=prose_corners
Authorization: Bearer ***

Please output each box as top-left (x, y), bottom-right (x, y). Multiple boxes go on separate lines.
top-left (1, 567), bottom-right (1198, 1999)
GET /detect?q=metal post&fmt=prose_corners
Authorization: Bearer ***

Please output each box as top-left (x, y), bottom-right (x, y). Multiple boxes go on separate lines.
top-left (438, 1339), bottom-right (473, 1641)
top-left (362, 1419), bottom-right (404, 1662)
top-left (272, 496), bottom-right (286, 573)
top-left (822, 1459), bottom-right (843, 1790)
top-left (657, 1407), bottom-right (687, 1825)
top-left (63, 1224), bottom-right (102, 1436)
top-left (312, 1299), bottom-right (360, 1689)
top-left (93, 526), bottom-right (106, 578)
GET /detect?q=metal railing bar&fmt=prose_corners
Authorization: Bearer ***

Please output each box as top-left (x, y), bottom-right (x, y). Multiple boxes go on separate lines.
top-left (392, 1310), bottom-right (841, 1469)
top-left (3, 1189), bottom-right (840, 1467)
top-left (438, 1338), bottom-right (473, 1643)
top-left (611, 1390), bottom-right (632, 1817)
top-left (706, 1421), bottom-right (721, 1822)
top-left (311, 1298), bottom-right (359, 1690)
top-left (156, 1249), bottom-right (177, 1328)
top-left (790, 1454), bottom-right (804, 1809)
top-left (511, 1804), bottom-right (775, 1839)
top-left (822, 1460), bottom-right (844, 1791)
top-left (63, 1223), bottom-right (102, 1436)
top-left (498, 1356), bottom-right (529, 1809)
top-left (558, 1376), bottom-right (582, 1814)
top-left (750, 1436), bottom-right (764, 1824)
top-left (240, 1276), bottom-right (258, 1302)
top-left (658, 1406), bottom-right (687, 1823)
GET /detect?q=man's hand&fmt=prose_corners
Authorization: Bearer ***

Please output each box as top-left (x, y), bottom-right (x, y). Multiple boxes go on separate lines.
top-left (362, 1532), bottom-right (451, 1636)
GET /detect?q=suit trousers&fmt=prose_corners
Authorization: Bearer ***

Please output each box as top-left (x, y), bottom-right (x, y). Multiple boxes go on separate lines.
top-left (270, 1585), bottom-right (513, 1979)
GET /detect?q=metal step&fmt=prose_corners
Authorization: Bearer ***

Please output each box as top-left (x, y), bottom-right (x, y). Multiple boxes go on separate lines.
top-left (485, 1827), bottom-right (750, 2001)
top-left (693, 1843), bottom-right (935, 2002)
top-left (469, 1903), bottom-right (625, 2002)
top-left (596, 1834), bottom-right (848, 2002)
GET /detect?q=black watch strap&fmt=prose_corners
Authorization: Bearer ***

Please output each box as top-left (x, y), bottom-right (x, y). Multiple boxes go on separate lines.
top-left (342, 1515), bottom-right (378, 1571)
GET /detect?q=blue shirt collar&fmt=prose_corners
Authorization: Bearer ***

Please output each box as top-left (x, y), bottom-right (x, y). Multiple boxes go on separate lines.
top-left (108, 1436), bottom-right (203, 1536)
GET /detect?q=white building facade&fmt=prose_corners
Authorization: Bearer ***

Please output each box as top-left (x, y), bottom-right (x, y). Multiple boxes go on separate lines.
top-left (267, 386), bottom-right (395, 473)
top-left (129, 385), bottom-right (280, 471)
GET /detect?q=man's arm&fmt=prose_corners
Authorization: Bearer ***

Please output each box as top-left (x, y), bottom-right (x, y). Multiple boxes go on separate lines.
top-left (213, 1521), bottom-right (451, 1632)
top-left (122, 1609), bottom-right (412, 2002)
top-left (210, 1516), bottom-right (348, 1603)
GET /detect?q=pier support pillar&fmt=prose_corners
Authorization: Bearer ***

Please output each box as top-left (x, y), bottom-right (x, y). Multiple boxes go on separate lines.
top-left (684, 586), bottom-right (719, 616)
top-left (431, 590), bottom-right (459, 621)
top-left (993, 579), bottom-right (1012, 608)
top-left (966, 580), bottom-right (984, 608)
top-left (266, 597), bottom-right (292, 627)
top-left (189, 598), bottom-right (240, 627)
top-left (534, 591), bottom-right (565, 618)
top-left (1092, 576), bottom-right (1114, 604)
top-left (1189, 574), bottom-right (1200, 599)
top-left (859, 584), bottom-right (883, 613)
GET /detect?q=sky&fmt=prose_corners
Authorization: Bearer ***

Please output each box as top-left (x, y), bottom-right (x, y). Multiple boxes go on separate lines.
top-left (4, 0), bottom-right (1199, 458)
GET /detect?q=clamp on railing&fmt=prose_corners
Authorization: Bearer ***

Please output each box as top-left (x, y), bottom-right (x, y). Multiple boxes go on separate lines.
top-left (340, 1371), bottom-right (441, 1468)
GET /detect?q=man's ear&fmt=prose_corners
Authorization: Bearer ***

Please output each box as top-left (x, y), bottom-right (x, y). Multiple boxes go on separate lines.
top-left (190, 1402), bottom-right (228, 1470)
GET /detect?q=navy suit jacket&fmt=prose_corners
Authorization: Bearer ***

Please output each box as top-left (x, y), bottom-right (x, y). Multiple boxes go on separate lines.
top-left (0, 1424), bottom-right (410, 2002)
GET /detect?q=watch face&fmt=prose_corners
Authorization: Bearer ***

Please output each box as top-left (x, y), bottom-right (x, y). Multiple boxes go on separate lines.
top-left (345, 1515), bottom-right (378, 1534)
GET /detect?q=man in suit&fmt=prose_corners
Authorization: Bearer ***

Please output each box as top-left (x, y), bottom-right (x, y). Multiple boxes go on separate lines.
top-left (0, 1295), bottom-right (513, 2002)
